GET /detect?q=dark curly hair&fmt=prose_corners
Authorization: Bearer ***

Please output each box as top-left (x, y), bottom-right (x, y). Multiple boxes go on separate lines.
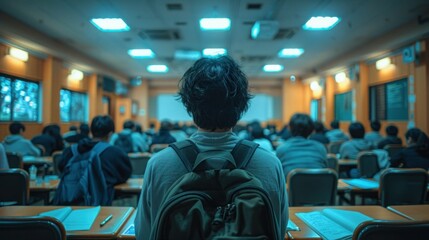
top-left (289, 113), bottom-right (314, 138)
top-left (178, 56), bottom-right (252, 131)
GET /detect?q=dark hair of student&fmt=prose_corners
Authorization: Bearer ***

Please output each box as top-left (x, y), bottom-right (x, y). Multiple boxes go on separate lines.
top-left (9, 121), bottom-right (25, 134)
top-left (178, 56), bottom-right (252, 131)
top-left (385, 125), bottom-right (399, 136)
top-left (123, 120), bottom-right (135, 130)
top-left (289, 113), bottom-right (314, 138)
top-left (91, 115), bottom-right (115, 138)
top-left (370, 120), bottom-right (381, 131)
top-left (349, 122), bottom-right (365, 139)
top-left (250, 124), bottom-right (265, 139)
top-left (405, 128), bottom-right (429, 152)
top-left (330, 120), bottom-right (339, 129)
top-left (79, 123), bottom-right (90, 135)
top-left (313, 121), bottom-right (326, 133)
top-left (135, 124), bottom-right (143, 134)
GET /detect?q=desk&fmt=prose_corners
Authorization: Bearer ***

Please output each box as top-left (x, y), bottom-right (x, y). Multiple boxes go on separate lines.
top-left (117, 211), bottom-right (136, 240)
top-left (114, 178), bottom-right (143, 201)
top-left (29, 179), bottom-right (59, 204)
top-left (387, 205), bottom-right (429, 221)
top-left (286, 205), bottom-right (409, 240)
top-left (23, 156), bottom-right (53, 166)
top-left (337, 179), bottom-right (379, 205)
top-left (0, 206), bottom-right (134, 239)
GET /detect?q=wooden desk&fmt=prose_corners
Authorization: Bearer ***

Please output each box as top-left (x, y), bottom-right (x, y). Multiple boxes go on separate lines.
top-left (337, 179), bottom-right (379, 205)
top-left (23, 156), bottom-right (53, 165)
top-left (387, 205), bottom-right (429, 221)
top-left (117, 211), bottom-right (136, 240)
top-left (29, 179), bottom-right (59, 204)
top-left (0, 206), bottom-right (134, 239)
top-left (114, 179), bottom-right (143, 194)
top-left (338, 159), bottom-right (358, 166)
top-left (286, 205), bottom-right (409, 240)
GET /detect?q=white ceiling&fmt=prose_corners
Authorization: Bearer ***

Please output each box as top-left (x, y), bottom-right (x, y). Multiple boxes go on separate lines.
top-left (0, 0), bottom-right (428, 81)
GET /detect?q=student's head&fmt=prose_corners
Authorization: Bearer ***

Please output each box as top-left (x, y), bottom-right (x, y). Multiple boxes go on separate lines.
top-left (385, 125), bottom-right (399, 137)
top-left (330, 120), bottom-right (339, 129)
top-left (370, 120), bottom-right (381, 132)
top-left (160, 120), bottom-right (172, 131)
top-left (313, 121), bottom-right (326, 133)
top-left (250, 124), bottom-right (265, 139)
top-left (135, 124), bottom-right (143, 134)
top-left (405, 128), bottom-right (429, 151)
top-left (178, 56), bottom-right (251, 131)
top-left (79, 123), bottom-right (90, 135)
top-left (349, 122), bottom-right (365, 139)
top-left (405, 128), bottom-right (422, 144)
top-left (123, 120), bottom-right (135, 130)
top-left (69, 126), bottom-right (77, 131)
top-left (9, 122), bottom-right (25, 134)
top-left (289, 113), bottom-right (314, 138)
top-left (91, 115), bottom-right (115, 138)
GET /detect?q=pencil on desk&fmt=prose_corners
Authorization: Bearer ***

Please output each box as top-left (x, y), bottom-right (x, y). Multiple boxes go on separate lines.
top-left (386, 206), bottom-right (415, 220)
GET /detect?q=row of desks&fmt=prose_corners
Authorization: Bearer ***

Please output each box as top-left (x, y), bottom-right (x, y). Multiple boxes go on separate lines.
top-left (1, 205), bottom-right (427, 239)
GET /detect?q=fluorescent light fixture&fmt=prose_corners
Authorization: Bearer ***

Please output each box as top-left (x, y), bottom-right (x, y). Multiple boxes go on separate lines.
top-left (90, 18), bottom-right (130, 31)
top-left (68, 69), bottom-right (84, 81)
top-left (278, 48), bottom-right (305, 58)
top-left (335, 72), bottom-right (347, 83)
top-left (303, 16), bottom-right (340, 30)
top-left (128, 49), bottom-right (155, 58)
top-left (376, 57), bottom-right (392, 70)
top-left (147, 65), bottom-right (168, 73)
top-left (263, 64), bottom-right (284, 72)
top-left (9, 47), bottom-right (28, 62)
top-left (200, 18), bottom-right (231, 30)
top-left (202, 48), bottom-right (227, 57)
top-left (174, 50), bottom-right (202, 60)
top-left (310, 81), bottom-right (322, 91)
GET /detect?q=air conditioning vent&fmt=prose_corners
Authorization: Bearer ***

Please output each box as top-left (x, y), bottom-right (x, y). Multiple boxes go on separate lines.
top-left (247, 3), bottom-right (262, 9)
top-left (273, 28), bottom-right (296, 40)
top-left (240, 55), bottom-right (272, 63)
top-left (166, 3), bottom-right (182, 10)
top-left (139, 29), bottom-right (181, 40)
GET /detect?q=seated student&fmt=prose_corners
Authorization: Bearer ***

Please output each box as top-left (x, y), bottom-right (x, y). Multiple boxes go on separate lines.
top-left (3, 122), bottom-right (41, 157)
top-left (31, 125), bottom-right (57, 156)
top-left (326, 120), bottom-right (349, 143)
top-left (135, 56), bottom-right (287, 240)
top-left (169, 122), bottom-right (189, 142)
top-left (390, 128), bottom-right (429, 170)
top-left (149, 120), bottom-right (177, 148)
top-left (309, 121), bottom-right (330, 145)
top-left (58, 115), bottom-right (132, 204)
top-left (364, 120), bottom-right (383, 148)
top-left (339, 122), bottom-right (371, 159)
top-left (250, 122), bottom-right (274, 153)
top-left (63, 125), bottom-right (78, 139)
top-left (377, 125), bottom-right (403, 149)
top-left (64, 123), bottom-right (91, 145)
top-left (0, 143), bottom-right (9, 169)
top-left (110, 120), bottom-right (149, 153)
top-left (276, 113), bottom-right (327, 178)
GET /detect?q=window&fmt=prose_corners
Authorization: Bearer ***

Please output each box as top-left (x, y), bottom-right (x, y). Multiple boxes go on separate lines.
top-left (310, 99), bottom-right (322, 120)
top-left (59, 89), bottom-right (88, 122)
top-left (334, 91), bottom-right (352, 121)
top-left (370, 78), bottom-right (408, 120)
top-left (0, 74), bottom-right (40, 122)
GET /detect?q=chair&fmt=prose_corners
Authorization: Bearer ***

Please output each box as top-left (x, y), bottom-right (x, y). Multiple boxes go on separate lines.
top-left (150, 144), bottom-right (169, 153)
top-left (357, 151), bottom-right (379, 178)
top-left (128, 152), bottom-right (152, 177)
top-left (6, 152), bottom-right (23, 169)
top-left (287, 168), bottom-right (338, 206)
top-left (34, 144), bottom-right (46, 156)
top-left (0, 169), bottom-right (29, 205)
top-left (352, 220), bottom-right (429, 240)
top-left (383, 144), bottom-right (403, 158)
top-left (326, 154), bottom-right (339, 173)
top-left (328, 141), bottom-right (344, 154)
top-left (51, 151), bottom-right (63, 176)
top-left (0, 216), bottom-right (66, 240)
top-left (379, 168), bottom-right (428, 207)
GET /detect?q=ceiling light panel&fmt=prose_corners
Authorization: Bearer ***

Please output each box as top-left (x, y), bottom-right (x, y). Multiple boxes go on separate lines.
top-left (302, 16), bottom-right (340, 30)
top-left (90, 18), bottom-right (130, 32)
top-left (147, 65), bottom-right (168, 73)
top-left (202, 48), bottom-right (227, 57)
top-left (128, 49), bottom-right (155, 58)
top-left (278, 48), bottom-right (305, 58)
top-left (263, 64), bottom-right (284, 72)
top-left (200, 18), bottom-right (231, 30)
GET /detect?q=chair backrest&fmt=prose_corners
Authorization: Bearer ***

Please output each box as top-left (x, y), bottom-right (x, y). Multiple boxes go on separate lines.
top-left (357, 151), bottom-right (379, 178)
top-left (34, 144), bottom-right (46, 156)
top-left (383, 144), bottom-right (403, 158)
top-left (51, 151), bottom-right (63, 176)
top-left (379, 168), bottom-right (428, 207)
top-left (326, 154), bottom-right (339, 173)
top-left (150, 144), bottom-right (169, 153)
top-left (0, 169), bottom-right (29, 205)
top-left (287, 168), bottom-right (338, 206)
top-left (352, 220), bottom-right (429, 240)
top-left (0, 216), bottom-right (66, 240)
top-left (328, 141), bottom-right (344, 154)
top-left (128, 152), bottom-right (152, 177)
top-left (5, 152), bottom-right (23, 169)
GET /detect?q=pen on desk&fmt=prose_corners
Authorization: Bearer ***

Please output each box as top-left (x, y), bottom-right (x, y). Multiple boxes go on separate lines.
top-left (386, 206), bottom-right (415, 220)
top-left (100, 214), bottom-right (113, 227)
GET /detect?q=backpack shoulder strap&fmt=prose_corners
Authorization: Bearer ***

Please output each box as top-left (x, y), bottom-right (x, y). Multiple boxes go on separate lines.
top-left (91, 142), bottom-right (111, 156)
top-left (169, 140), bottom-right (199, 172)
top-left (231, 139), bottom-right (259, 169)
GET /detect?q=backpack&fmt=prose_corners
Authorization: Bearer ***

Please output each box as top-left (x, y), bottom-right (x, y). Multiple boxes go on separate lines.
top-left (53, 142), bottom-right (110, 206)
top-left (150, 139), bottom-right (281, 240)
top-left (114, 133), bottom-right (134, 153)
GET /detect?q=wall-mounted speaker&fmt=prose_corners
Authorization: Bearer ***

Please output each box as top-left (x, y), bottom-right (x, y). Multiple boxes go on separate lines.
top-left (402, 46), bottom-right (416, 63)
